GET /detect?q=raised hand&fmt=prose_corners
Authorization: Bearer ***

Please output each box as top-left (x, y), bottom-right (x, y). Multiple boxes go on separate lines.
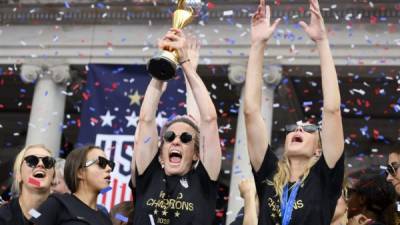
top-left (158, 28), bottom-right (188, 63)
top-left (186, 36), bottom-right (200, 69)
top-left (299, 0), bottom-right (327, 42)
top-left (348, 214), bottom-right (373, 225)
top-left (251, 0), bottom-right (281, 44)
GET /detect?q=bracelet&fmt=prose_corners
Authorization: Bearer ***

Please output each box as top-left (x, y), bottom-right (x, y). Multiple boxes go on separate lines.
top-left (179, 59), bottom-right (190, 65)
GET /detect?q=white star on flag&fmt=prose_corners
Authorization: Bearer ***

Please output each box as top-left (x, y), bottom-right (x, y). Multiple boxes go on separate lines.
top-left (100, 110), bottom-right (116, 127)
top-left (125, 111), bottom-right (139, 128)
top-left (156, 112), bottom-right (168, 128)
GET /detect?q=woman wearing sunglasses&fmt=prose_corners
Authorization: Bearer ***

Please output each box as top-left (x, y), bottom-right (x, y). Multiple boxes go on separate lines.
top-left (244, 0), bottom-right (344, 225)
top-left (131, 29), bottom-right (221, 225)
top-left (0, 144), bottom-right (55, 225)
top-left (31, 145), bottom-right (114, 225)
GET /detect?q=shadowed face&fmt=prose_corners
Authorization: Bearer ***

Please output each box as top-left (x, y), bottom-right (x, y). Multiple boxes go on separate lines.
top-left (387, 152), bottom-right (400, 196)
top-left (284, 123), bottom-right (320, 159)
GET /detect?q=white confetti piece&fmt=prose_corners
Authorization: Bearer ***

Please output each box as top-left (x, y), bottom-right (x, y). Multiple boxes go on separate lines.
top-left (223, 10), bottom-right (234, 16)
top-left (149, 214), bottom-right (155, 225)
top-left (29, 209), bottom-right (41, 219)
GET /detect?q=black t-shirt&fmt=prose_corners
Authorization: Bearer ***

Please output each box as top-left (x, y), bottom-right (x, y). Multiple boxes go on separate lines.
top-left (31, 193), bottom-right (112, 225)
top-left (252, 146), bottom-right (344, 225)
top-left (133, 155), bottom-right (217, 225)
top-left (0, 198), bottom-right (33, 225)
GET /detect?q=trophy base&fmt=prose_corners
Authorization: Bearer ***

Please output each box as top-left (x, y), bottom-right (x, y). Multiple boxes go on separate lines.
top-left (147, 55), bottom-right (177, 81)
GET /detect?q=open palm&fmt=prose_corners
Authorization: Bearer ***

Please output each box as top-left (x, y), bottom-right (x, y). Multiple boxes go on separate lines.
top-left (299, 0), bottom-right (327, 42)
top-left (251, 0), bottom-right (280, 44)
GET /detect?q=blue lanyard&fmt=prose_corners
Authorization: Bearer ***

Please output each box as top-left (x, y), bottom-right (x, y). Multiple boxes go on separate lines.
top-left (280, 181), bottom-right (301, 225)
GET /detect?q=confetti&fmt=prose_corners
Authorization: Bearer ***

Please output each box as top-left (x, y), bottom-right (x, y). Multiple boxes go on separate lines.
top-left (149, 214), bottom-right (155, 225)
top-left (115, 213), bottom-right (129, 223)
top-left (29, 209), bottom-right (41, 218)
top-left (28, 177), bottom-right (41, 187)
top-left (100, 186), bottom-right (112, 194)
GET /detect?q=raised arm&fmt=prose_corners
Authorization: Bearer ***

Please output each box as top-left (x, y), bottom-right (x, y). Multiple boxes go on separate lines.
top-left (299, 0), bottom-right (344, 168)
top-left (239, 179), bottom-right (259, 225)
top-left (160, 29), bottom-right (221, 181)
top-left (244, 0), bottom-right (280, 171)
top-left (184, 37), bottom-right (201, 123)
top-left (133, 79), bottom-right (165, 176)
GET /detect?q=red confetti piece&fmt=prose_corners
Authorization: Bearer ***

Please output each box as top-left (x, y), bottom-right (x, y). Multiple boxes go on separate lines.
top-left (28, 177), bottom-right (41, 187)
top-left (82, 92), bottom-right (90, 101)
top-left (111, 82), bottom-right (119, 89)
top-left (298, 6), bottom-right (305, 14)
top-left (370, 16), bottom-right (377, 24)
top-left (207, 2), bottom-right (216, 10)
top-left (90, 117), bottom-right (99, 124)
top-left (373, 129), bottom-right (379, 140)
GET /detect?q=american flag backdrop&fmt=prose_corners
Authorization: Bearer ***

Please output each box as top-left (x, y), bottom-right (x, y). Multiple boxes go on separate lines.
top-left (76, 64), bottom-right (186, 210)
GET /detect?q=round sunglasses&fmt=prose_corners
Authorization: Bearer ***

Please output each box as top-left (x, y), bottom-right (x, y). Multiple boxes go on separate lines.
top-left (163, 131), bottom-right (193, 144)
top-left (285, 124), bottom-right (319, 133)
top-left (24, 155), bottom-right (56, 169)
top-left (385, 163), bottom-right (399, 177)
top-left (84, 156), bottom-right (115, 171)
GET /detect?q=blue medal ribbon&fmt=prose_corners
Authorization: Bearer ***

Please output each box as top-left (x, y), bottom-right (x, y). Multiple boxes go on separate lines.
top-left (280, 181), bottom-right (301, 225)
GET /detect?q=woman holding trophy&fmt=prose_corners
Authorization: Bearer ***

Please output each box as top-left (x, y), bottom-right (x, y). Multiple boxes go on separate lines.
top-left (131, 2), bottom-right (222, 222)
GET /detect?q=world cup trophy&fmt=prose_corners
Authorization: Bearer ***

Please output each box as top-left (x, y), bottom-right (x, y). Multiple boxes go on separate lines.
top-left (147, 0), bottom-right (194, 80)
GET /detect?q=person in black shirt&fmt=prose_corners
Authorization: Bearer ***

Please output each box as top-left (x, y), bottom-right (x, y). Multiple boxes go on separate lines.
top-left (131, 29), bottom-right (221, 225)
top-left (244, 0), bottom-right (345, 225)
top-left (386, 148), bottom-right (400, 225)
top-left (0, 144), bottom-right (56, 225)
top-left (31, 145), bottom-right (113, 225)
top-left (347, 174), bottom-right (395, 225)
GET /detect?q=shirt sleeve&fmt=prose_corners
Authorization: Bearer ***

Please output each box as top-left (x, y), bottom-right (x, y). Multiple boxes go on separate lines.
top-left (194, 160), bottom-right (218, 197)
top-left (251, 146), bottom-right (278, 188)
top-left (313, 153), bottom-right (345, 199)
top-left (135, 153), bottom-right (161, 193)
top-left (30, 196), bottom-right (61, 225)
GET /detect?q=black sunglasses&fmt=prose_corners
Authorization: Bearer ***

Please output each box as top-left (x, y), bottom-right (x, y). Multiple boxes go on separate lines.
top-left (24, 155), bottom-right (56, 169)
top-left (385, 163), bottom-right (399, 177)
top-left (285, 124), bottom-right (319, 133)
top-left (84, 156), bottom-right (115, 171)
top-left (163, 131), bottom-right (193, 144)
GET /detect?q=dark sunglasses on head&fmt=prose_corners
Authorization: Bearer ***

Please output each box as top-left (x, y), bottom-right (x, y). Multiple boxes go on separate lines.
top-left (285, 124), bottom-right (319, 133)
top-left (84, 156), bottom-right (115, 171)
top-left (385, 163), bottom-right (399, 177)
top-left (163, 131), bottom-right (193, 144)
top-left (24, 155), bottom-right (56, 169)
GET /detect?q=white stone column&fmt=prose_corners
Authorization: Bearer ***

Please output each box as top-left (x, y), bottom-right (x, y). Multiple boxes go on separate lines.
top-left (21, 63), bottom-right (70, 156)
top-left (226, 64), bottom-right (282, 225)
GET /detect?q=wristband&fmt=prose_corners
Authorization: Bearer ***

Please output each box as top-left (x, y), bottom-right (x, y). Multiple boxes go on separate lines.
top-left (179, 59), bottom-right (190, 65)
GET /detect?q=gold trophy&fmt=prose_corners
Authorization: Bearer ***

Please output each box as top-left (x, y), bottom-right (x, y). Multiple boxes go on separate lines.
top-left (147, 0), bottom-right (194, 80)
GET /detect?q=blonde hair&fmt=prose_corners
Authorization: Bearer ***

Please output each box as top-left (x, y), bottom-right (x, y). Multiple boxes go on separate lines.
top-left (272, 154), bottom-right (319, 199)
top-left (11, 144), bottom-right (53, 197)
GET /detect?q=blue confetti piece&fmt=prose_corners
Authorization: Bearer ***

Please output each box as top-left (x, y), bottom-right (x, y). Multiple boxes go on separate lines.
top-left (115, 213), bottom-right (129, 223)
top-left (100, 186), bottom-right (112, 194)
top-left (167, 114), bottom-right (176, 121)
top-left (64, 1), bottom-right (70, 8)
top-left (144, 137), bottom-right (151, 144)
top-left (96, 2), bottom-right (105, 9)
